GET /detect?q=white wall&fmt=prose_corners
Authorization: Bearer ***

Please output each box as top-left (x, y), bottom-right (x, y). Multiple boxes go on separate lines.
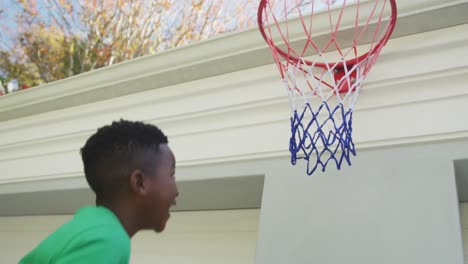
top-left (256, 141), bottom-right (466, 264)
top-left (131, 210), bottom-right (259, 264)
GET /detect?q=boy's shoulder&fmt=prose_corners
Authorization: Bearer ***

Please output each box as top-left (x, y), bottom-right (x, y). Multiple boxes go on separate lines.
top-left (19, 206), bottom-right (130, 264)
top-left (61, 206), bottom-right (130, 246)
top-left (56, 206), bottom-right (129, 245)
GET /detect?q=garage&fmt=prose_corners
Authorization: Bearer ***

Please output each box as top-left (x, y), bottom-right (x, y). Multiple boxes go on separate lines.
top-left (0, 175), bottom-right (264, 263)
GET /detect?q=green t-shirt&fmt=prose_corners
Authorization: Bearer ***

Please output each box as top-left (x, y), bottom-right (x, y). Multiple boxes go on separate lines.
top-left (19, 206), bottom-right (130, 264)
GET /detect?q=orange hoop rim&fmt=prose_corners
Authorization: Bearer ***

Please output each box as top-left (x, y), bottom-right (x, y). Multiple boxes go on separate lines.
top-left (257, 0), bottom-right (398, 69)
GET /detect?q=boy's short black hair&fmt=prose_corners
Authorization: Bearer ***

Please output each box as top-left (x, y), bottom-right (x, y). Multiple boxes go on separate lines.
top-left (80, 119), bottom-right (168, 200)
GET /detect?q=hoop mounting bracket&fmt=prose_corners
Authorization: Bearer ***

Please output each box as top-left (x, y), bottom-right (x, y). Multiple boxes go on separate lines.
top-left (333, 64), bottom-right (357, 93)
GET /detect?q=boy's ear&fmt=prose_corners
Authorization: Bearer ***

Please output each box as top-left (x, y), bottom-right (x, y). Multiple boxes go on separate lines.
top-left (129, 169), bottom-right (148, 195)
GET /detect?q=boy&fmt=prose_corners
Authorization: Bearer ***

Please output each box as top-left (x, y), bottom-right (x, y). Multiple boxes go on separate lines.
top-left (20, 119), bottom-right (179, 263)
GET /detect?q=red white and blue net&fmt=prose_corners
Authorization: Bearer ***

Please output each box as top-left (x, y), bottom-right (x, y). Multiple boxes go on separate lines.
top-left (258, 0), bottom-right (397, 174)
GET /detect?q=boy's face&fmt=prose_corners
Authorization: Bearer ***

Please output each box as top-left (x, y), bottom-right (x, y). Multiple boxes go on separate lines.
top-left (144, 144), bottom-right (178, 233)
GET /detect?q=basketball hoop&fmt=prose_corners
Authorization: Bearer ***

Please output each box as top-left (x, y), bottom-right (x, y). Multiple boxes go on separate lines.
top-left (258, 0), bottom-right (397, 175)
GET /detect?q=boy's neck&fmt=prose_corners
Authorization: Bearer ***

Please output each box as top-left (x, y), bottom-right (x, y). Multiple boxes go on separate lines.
top-left (96, 199), bottom-right (139, 238)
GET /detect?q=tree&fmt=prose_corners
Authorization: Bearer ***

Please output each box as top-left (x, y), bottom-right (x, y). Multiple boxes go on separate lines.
top-left (0, 0), bottom-right (256, 91)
